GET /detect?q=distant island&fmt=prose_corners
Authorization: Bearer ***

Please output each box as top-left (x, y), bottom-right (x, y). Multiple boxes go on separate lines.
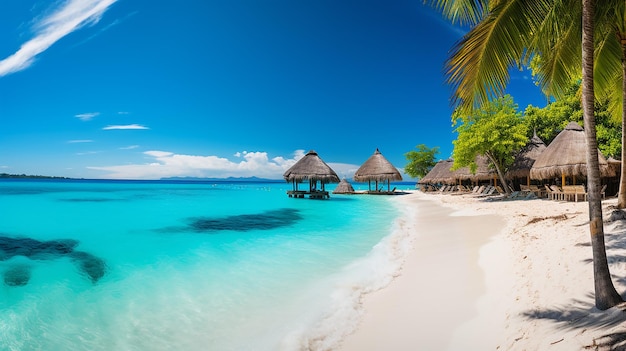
top-left (0, 173), bottom-right (71, 179)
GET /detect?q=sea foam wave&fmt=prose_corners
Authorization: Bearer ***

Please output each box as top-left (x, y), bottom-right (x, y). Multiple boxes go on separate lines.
top-left (281, 198), bottom-right (418, 351)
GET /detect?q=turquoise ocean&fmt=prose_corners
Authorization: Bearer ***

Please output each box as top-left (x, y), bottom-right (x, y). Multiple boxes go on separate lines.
top-left (0, 179), bottom-right (415, 351)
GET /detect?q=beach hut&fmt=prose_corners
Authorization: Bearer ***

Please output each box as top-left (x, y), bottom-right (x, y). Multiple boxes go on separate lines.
top-left (507, 132), bottom-right (547, 186)
top-left (332, 178), bottom-right (355, 194)
top-left (418, 159), bottom-right (455, 191)
top-left (530, 121), bottom-right (615, 184)
top-left (419, 159), bottom-right (453, 186)
top-left (353, 148), bottom-right (403, 193)
top-left (454, 155), bottom-right (495, 185)
top-left (283, 150), bottom-right (340, 199)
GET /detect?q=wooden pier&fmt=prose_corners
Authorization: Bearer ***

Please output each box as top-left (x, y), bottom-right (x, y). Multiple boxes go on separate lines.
top-left (287, 190), bottom-right (330, 199)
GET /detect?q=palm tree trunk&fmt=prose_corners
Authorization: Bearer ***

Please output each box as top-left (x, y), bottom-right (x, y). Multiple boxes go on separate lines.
top-left (582, 0), bottom-right (623, 310)
top-left (618, 39), bottom-right (626, 209)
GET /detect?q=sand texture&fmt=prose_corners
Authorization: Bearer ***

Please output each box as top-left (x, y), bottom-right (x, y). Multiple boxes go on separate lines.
top-left (339, 191), bottom-right (626, 351)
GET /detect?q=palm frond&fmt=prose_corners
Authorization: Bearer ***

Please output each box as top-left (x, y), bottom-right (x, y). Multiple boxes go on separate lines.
top-left (426, 0), bottom-right (489, 26)
top-left (445, 0), bottom-right (551, 112)
top-left (531, 0), bottom-right (582, 99)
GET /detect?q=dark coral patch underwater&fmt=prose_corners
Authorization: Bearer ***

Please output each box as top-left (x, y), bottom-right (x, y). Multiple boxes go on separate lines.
top-left (158, 208), bottom-right (303, 233)
top-left (0, 235), bottom-right (107, 286)
top-left (189, 208), bottom-right (303, 232)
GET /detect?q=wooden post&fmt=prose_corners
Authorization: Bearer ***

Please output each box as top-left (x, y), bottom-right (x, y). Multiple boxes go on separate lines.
top-left (527, 175), bottom-right (530, 187)
top-left (562, 172), bottom-right (566, 187)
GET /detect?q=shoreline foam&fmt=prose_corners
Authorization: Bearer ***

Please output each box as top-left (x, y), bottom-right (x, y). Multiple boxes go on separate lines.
top-left (288, 196), bottom-right (419, 350)
top-left (338, 191), bottom-right (505, 351)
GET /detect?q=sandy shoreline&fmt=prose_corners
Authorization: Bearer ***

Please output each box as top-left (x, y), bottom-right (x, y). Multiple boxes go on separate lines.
top-left (339, 190), bottom-right (626, 351)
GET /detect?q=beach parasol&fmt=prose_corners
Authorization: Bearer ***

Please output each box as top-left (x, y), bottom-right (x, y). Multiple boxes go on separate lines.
top-left (419, 159), bottom-right (454, 185)
top-left (283, 150), bottom-right (340, 192)
top-left (453, 155), bottom-right (495, 183)
top-left (353, 148), bottom-right (402, 192)
top-left (332, 178), bottom-right (355, 194)
top-left (529, 121), bottom-right (614, 183)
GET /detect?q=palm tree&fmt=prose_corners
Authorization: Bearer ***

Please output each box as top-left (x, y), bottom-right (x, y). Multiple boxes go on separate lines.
top-left (581, 0), bottom-right (623, 309)
top-left (428, 0), bottom-right (623, 309)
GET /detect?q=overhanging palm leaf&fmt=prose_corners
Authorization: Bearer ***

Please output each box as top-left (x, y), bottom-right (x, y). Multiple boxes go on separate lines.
top-left (429, 0), bottom-right (489, 25)
top-left (444, 0), bottom-right (551, 113)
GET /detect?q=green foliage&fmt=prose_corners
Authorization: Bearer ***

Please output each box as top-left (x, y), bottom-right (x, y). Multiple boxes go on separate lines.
top-left (404, 144), bottom-right (439, 178)
top-left (452, 95), bottom-right (528, 174)
top-left (523, 81), bottom-right (622, 158)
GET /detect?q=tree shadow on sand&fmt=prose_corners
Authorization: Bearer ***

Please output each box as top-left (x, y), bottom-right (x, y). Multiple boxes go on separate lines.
top-left (523, 212), bottom-right (626, 350)
top-left (521, 294), bottom-right (626, 350)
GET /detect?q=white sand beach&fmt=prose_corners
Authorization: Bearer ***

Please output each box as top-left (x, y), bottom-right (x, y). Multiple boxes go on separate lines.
top-left (339, 191), bottom-right (626, 351)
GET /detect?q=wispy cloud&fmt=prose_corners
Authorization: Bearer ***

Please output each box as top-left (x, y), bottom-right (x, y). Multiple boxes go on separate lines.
top-left (67, 139), bottom-right (93, 143)
top-left (75, 112), bottom-right (100, 121)
top-left (0, 0), bottom-right (117, 77)
top-left (87, 149), bottom-right (324, 180)
top-left (102, 124), bottom-right (149, 130)
top-left (72, 10), bottom-right (137, 47)
top-left (120, 145), bottom-right (139, 150)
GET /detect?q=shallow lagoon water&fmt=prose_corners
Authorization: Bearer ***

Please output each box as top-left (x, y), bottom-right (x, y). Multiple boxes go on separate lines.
top-left (0, 179), bottom-right (410, 350)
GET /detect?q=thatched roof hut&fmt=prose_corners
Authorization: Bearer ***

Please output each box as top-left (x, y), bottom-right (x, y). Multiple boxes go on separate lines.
top-left (283, 150), bottom-right (339, 193)
top-left (333, 179), bottom-right (355, 194)
top-left (530, 121), bottom-right (614, 181)
top-left (608, 157), bottom-right (621, 177)
top-left (354, 148), bottom-right (403, 192)
top-left (507, 133), bottom-right (547, 181)
top-left (419, 159), bottom-right (455, 184)
top-left (454, 155), bottom-right (495, 182)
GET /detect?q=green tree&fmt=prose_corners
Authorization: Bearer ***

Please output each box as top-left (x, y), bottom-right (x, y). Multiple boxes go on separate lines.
top-left (523, 82), bottom-right (621, 158)
top-left (429, 0), bottom-right (623, 309)
top-left (451, 95), bottom-right (527, 194)
top-left (404, 144), bottom-right (439, 178)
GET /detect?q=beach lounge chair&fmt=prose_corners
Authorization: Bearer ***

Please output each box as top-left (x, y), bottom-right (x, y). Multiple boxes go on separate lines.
top-left (529, 185), bottom-right (544, 198)
top-left (474, 186), bottom-right (496, 197)
top-left (562, 185), bottom-right (587, 202)
top-left (549, 185), bottom-right (565, 201)
top-left (544, 185), bottom-right (555, 200)
top-left (470, 185), bottom-right (485, 196)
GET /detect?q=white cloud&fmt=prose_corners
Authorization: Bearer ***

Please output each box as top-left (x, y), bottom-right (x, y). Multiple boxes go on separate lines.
top-left (0, 0), bottom-right (117, 77)
top-left (88, 149), bottom-right (316, 180)
top-left (327, 162), bottom-right (360, 179)
top-left (102, 124), bottom-right (149, 130)
top-left (120, 145), bottom-right (139, 150)
top-left (67, 139), bottom-right (93, 143)
top-left (75, 112), bottom-right (99, 121)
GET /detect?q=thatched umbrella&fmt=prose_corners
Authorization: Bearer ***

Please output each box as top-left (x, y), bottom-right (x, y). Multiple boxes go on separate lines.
top-left (283, 150), bottom-right (340, 192)
top-left (608, 157), bottom-right (621, 178)
top-left (507, 132), bottom-right (547, 185)
top-left (333, 178), bottom-right (355, 194)
top-left (354, 148), bottom-right (403, 192)
top-left (530, 121), bottom-right (614, 183)
top-left (419, 159), bottom-right (454, 185)
top-left (454, 155), bottom-right (495, 184)
top-left (283, 150), bottom-right (339, 191)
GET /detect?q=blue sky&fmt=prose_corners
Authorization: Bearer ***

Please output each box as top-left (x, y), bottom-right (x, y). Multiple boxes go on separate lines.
top-left (0, 0), bottom-right (547, 180)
